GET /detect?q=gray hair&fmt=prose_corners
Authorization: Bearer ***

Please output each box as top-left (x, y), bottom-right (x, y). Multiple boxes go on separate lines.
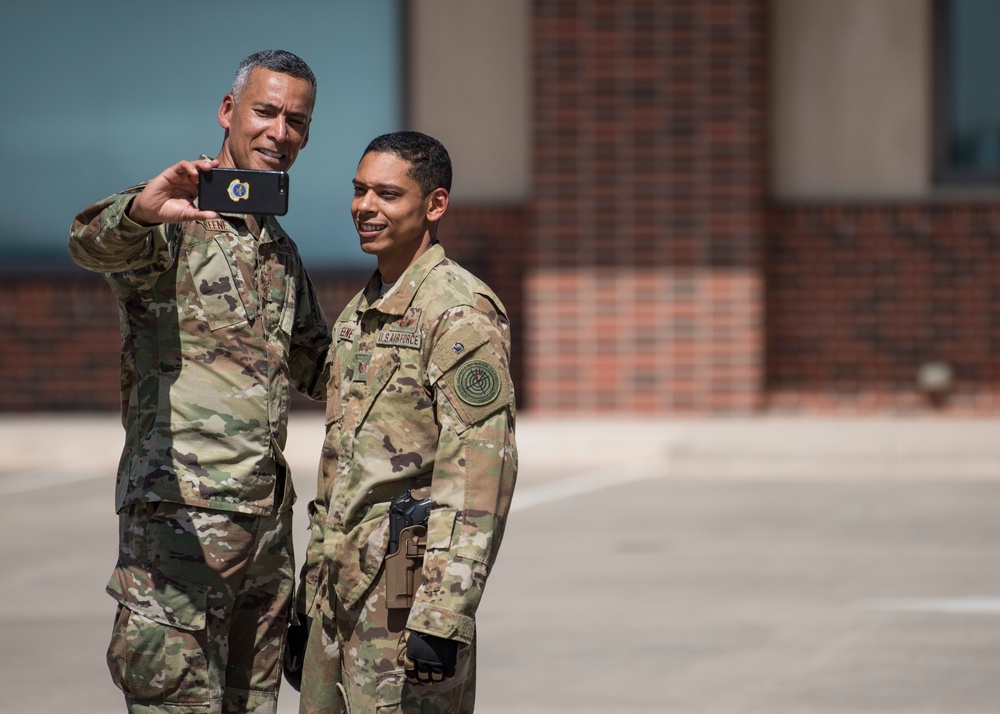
top-left (231, 49), bottom-right (317, 105)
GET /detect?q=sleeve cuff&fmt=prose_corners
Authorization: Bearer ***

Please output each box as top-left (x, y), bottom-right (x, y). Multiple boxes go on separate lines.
top-left (406, 601), bottom-right (476, 645)
top-left (116, 198), bottom-right (158, 238)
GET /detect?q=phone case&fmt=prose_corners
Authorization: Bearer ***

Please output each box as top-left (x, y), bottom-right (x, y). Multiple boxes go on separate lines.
top-left (198, 168), bottom-right (289, 215)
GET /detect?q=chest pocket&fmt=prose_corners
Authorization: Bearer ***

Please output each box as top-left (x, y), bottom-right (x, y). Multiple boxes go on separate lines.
top-left (259, 241), bottom-right (295, 334)
top-left (344, 350), bottom-right (400, 435)
top-left (186, 236), bottom-right (250, 330)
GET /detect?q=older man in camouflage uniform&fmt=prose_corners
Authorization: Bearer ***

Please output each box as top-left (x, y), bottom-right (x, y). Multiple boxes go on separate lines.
top-left (68, 50), bottom-right (330, 714)
top-left (290, 132), bottom-right (517, 713)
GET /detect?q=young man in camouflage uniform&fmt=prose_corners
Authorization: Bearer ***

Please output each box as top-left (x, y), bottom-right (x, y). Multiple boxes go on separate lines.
top-left (68, 50), bottom-right (330, 714)
top-left (291, 132), bottom-right (517, 713)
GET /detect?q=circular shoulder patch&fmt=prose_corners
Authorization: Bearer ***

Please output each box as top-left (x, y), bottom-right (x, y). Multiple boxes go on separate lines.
top-left (455, 359), bottom-right (502, 406)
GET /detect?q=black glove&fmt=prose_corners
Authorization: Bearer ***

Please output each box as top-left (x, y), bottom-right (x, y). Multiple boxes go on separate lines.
top-left (402, 629), bottom-right (459, 684)
top-left (283, 613), bottom-right (311, 691)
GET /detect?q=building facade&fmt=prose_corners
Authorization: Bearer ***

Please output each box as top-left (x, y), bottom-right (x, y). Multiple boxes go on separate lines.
top-left (5, 0), bottom-right (1000, 414)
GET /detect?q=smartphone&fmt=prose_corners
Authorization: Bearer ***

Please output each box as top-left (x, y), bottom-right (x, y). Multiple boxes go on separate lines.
top-left (198, 168), bottom-right (289, 215)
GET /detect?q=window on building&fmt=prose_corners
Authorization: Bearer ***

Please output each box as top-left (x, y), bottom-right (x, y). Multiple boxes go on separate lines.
top-left (0, 1), bottom-right (402, 268)
top-left (935, 0), bottom-right (1000, 182)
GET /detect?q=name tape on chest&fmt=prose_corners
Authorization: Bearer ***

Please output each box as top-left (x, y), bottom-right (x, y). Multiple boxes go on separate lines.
top-left (375, 308), bottom-right (422, 348)
top-left (376, 330), bottom-right (422, 349)
top-left (203, 219), bottom-right (229, 232)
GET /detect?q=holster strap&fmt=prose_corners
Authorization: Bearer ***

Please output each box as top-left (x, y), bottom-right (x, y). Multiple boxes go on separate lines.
top-left (363, 474), bottom-right (432, 506)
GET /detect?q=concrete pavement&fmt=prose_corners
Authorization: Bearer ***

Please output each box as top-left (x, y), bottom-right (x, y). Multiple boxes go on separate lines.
top-left (2, 413), bottom-right (1000, 713)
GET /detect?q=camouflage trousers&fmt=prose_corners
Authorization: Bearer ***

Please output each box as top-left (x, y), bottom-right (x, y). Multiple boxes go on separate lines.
top-left (298, 565), bottom-right (476, 713)
top-left (106, 501), bottom-right (294, 714)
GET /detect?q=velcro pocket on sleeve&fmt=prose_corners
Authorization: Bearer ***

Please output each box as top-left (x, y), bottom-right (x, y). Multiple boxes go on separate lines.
top-left (425, 506), bottom-right (458, 551)
top-left (419, 507), bottom-right (458, 596)
top-left (106, 556), bottom-right (209, 631)
top-left (430, 324), bottom-right (489, 380)
top-left (455, 437), bottom-right (509, 564)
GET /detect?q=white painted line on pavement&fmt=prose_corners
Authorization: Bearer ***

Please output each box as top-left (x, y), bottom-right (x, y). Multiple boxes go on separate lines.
top-left (3, 447), bottom-right (670, 509)
top-left (863, 598), bottom-right (1000, 615)
top-left (510, 468), bottom-right (663, 513)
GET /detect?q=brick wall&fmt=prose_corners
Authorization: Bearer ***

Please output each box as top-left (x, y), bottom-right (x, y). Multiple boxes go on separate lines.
top-left (767, 203), bottom-right (1000, 413)
top-left (1, 274), bottom-right (123, 411)
top-left (0, 206), bottom-right (523, 412)
top-left (527, 0), bottom-right (768, 413)
top-left (0, 269), bottom-right (366, 412)
top-left (10, 3), bottom-right (1000, 416)
top-left (437, 205), bottom-right (528, 401)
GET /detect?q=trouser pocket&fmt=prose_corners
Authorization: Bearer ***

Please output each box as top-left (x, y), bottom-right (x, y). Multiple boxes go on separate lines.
top-left (106, 555), bottom-right (211, 704)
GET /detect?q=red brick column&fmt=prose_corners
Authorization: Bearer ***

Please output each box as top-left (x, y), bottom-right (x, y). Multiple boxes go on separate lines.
top-left (528, 0), bottom-right (767, 413)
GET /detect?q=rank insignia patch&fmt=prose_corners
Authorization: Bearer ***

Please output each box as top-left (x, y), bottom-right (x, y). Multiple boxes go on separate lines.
top-left (353, 354), bottom-right (371, 382)
top-left (396, 307), bottom-right (421, 332)
top-left (455, 359), bottom-right (501, 406)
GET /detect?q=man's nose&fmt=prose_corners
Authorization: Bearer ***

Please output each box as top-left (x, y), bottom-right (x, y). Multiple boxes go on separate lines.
top-left (267, 116), bottom-right (288, 143)
top-left (355, 191), bottom-right (375, 213)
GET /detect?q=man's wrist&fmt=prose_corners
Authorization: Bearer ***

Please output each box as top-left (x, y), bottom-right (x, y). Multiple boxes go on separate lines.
top-left (125, 197), bottom-right (155, 227)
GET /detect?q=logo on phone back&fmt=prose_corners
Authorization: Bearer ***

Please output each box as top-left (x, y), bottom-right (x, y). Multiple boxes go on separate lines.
top-left (227, 179), bottom-right (250, 203)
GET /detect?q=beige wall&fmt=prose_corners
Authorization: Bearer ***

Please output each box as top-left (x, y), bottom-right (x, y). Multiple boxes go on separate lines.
top-left (410, 0), bottom-right (935, 202)
top-left (407, 0), bottom-right (531, 203)
top-left (770, 0), bottom-right (933, 199)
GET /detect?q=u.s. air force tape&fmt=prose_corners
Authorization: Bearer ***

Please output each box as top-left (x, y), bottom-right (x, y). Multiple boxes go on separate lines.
top-left (455, 359), bottom-right (502, 406)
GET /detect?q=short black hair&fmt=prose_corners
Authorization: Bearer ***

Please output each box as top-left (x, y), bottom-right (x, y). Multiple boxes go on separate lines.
top-left (232, 49), bottom-right (317, 106)
top-left (362, 131), bottom-right (452, 195)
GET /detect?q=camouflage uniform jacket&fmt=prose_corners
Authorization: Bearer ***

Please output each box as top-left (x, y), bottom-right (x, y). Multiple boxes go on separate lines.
top-left (68, 184), bottom-right (331, 516)
top-left (303, 242), bottom-right (517, 645)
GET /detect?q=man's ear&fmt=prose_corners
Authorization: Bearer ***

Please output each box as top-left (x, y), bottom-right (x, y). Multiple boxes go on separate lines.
top-left (218, 94), bottom-right (235, 130)
top-left (426, 188), bottom-right (449, 224)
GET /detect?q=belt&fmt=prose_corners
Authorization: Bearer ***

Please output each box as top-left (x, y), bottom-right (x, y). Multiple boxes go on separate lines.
top-left (363, 474), bottom-right (432, 506)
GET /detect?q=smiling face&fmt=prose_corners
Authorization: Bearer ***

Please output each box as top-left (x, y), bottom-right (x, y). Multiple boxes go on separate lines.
top-left (216, 68), bottom-right (313, 172)
top-left (351, 151), bottom-right (448, 282)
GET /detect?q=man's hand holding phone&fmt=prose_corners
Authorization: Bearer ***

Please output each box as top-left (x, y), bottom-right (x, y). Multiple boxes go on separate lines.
top-left (128, 159), bottom-right (220, 226)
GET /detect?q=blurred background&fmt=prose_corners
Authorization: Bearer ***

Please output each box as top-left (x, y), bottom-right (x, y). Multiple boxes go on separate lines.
top-left (8, 0), bottom-right (1000, 416)
top-left (4, 1), bottom-right (1000, 713)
